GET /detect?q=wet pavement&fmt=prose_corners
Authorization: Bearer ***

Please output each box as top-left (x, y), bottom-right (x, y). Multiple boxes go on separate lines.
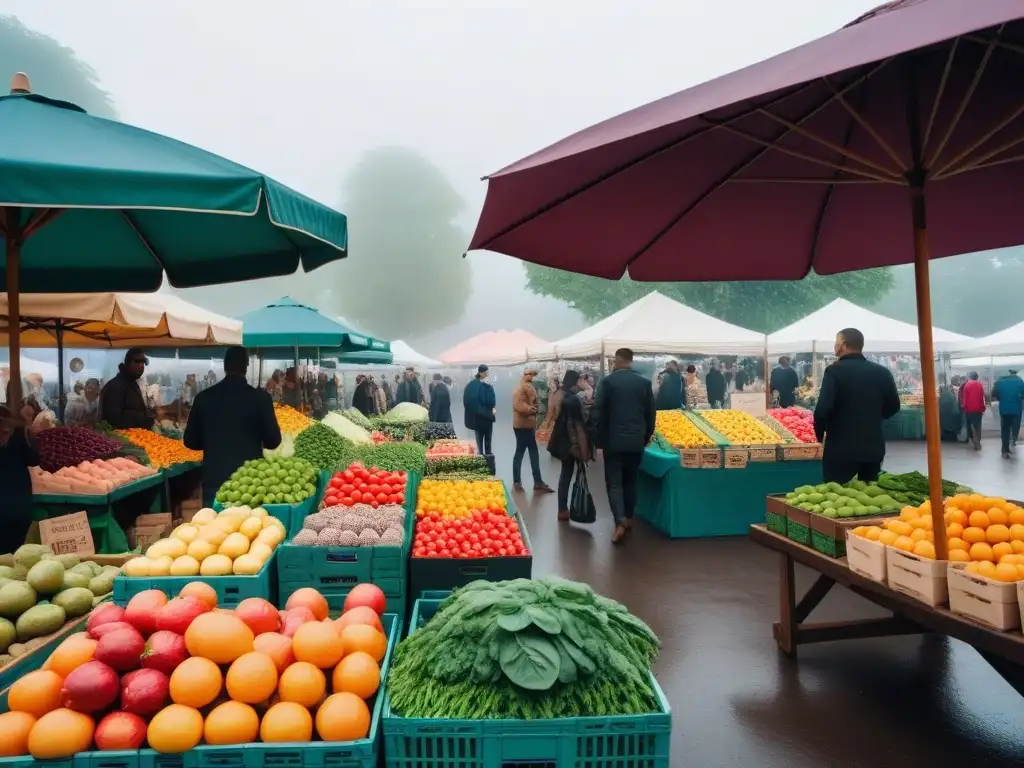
top-left (452, 401), bottom-right (1024, 767)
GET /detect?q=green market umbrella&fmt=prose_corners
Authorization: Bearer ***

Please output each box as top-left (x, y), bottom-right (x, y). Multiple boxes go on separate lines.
top-left (0, 73), bottom-right (348, 403)
top-left (240, 297), bottom-right (388, 353)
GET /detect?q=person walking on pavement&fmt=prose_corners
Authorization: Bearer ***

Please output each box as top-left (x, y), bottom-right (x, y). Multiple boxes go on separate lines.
top-left (813, 328), bottom-right (901, 484)
top-left (706, 361), bottom-right (726, 409)
top-left (594, 348), bottom-right (656, 545)
top-left (427, 373), bottom-right (452, 423)
top-left (184, 346), bottom-right (282, 507)
top-left (511, 368), bottom-right (554, 494)
top-left (99, 349), bottom-right (155, 429)
top-left (655, 360), bottom-right (684, 410)
top-left (961, 371), bottom-right (987, 450)
top-left (396, 367), bottom-right (425, 406)
top-left (548, 370), bottom-right (593, 520)
top-left (992, 368), bottom-right (1024, 459)
top-left (463, 365), bottom-right (496, 455)
top-left (770, 356), bottom-right (800, 408)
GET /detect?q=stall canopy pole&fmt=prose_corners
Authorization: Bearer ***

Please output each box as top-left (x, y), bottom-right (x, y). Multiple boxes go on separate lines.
top-left (55, 319), bottom-right (66, 421)
top-left (4, 208), bottom-right (21, 407)
top-left (811, 340), bottom-right (817, 388)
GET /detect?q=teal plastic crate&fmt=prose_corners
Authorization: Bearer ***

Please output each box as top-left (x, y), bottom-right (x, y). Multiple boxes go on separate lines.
top-left (112, 551), bottom-right (277, 607)
top-left (135, 612), bottom-right (401, 768)
top-left (382, 600), bottom-right (671, 768)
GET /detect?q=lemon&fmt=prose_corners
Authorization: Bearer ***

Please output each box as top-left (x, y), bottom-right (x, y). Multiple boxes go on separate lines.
top-left (232, 554), bottom-right (263, 575)
top-left (191, 508), bottom-right (218, 526)
top-left (219, 532), bottom-right (250, 559)
top-left (148, 555), bottom-right (174, 576)
top-left (145, 539), bottom-right (172, 559)
top-left (262, 516), bottom-right (286, 534)
top-left (198, 525), bottom-right (228, 547)
top-left (214, 515), bottom-right (243, 534)
top-left (170, 555), bottom-right (201, 576)
top-left (200, 553), bottom-right (234, 576)
top-left (172, 523), bottom-right (200, 544)
top-left (248, 541), bottom-right (274, 563)
top-left (239, 517), bottom-right (263, 541)
top-left (123, 556), bottom-right (151, 577)
top-left (187, 538), bottom-right (217, 562)
top-left (256, 526), bottom-right (284, 548)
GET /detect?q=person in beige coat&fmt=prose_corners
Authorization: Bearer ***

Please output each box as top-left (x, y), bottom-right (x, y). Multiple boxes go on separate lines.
top-left (511, 368), bottom-right (553, 493)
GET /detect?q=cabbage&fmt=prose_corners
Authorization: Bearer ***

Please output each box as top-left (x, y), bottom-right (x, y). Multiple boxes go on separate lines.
top-left (322, 411), bottom-right (372, 443)
top-left (382, 403), bottom-right (429, 423)
top-left (264, 432), bottom-right (296, 459)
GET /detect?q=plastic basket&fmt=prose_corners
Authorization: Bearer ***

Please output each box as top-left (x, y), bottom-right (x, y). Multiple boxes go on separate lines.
top-left (382, 600), bottom-right (671, 768)
top-left (112, 551), bottom-right (277, 608)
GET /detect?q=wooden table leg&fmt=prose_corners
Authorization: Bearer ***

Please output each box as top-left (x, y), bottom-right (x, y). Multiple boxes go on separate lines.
top-left (775, 553), bottom-right (797, 657)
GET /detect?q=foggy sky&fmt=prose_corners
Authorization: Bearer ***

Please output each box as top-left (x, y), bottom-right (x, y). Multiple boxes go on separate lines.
top-left (4, 0), bottom-right (883, 354)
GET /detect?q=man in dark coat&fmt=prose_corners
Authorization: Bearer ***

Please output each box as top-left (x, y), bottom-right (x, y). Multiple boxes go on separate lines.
top-left (99, 349), bottom-right (155, 429)
top-left (352, 375), bottom-right (376, 416)
top-left (813, 328), bottom-right (900, 484)
top-left (770, 356), bottom-right (800, 407)
top-left (396, 367), bottom-right (424, 406)
top-left (655, 361), bottom-right (684, 410)
top-left (184, 346), bottom-right (282, 506)
top-left (705, 361), bottom-right (726, 408)
top-left (594, 348), bottom-right (656, 545)
top-left (428, 373), bottom-right (452, 423)
top-left (463, 365), bottom-right (496, 454)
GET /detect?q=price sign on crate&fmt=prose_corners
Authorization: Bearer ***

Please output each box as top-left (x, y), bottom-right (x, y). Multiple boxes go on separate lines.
top-left (39, 511), bottom-right (95, 557)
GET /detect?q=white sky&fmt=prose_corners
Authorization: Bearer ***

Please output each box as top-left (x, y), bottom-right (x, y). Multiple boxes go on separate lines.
top-left (3, 0), bottom-right (883, 353)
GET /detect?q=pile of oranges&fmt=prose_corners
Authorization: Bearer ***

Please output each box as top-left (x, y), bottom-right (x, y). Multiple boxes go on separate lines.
top-left (116, 429), bottom-right (202, 468)
top-left (274, 404), bottom-right (315, 435)
top-left (655, 410), bottom-right (714, 447)
top-left (852, 494), bottom-right (1024, 580)
top-left (415, 478), bottom-right (507, 519)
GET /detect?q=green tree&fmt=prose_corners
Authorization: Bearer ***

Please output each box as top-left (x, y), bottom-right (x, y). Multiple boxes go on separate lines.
top-left (523, 266), bottom-right (894, 333)
top-left (331, 147), bottom-right (471, 339)
top-left (0, 16), bottom-right (116, 118)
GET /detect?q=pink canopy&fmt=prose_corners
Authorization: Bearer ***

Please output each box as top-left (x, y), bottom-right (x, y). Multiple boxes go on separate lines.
top-left (439, 329), bottom-right (548, 366)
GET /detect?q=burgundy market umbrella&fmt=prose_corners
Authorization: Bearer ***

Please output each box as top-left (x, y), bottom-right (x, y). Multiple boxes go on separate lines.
top-left (468, 0), bottom-right (1024, 557)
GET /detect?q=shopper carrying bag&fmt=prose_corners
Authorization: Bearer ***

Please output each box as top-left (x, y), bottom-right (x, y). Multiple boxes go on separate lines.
top-left (569, 462), bottom-right (597, 524)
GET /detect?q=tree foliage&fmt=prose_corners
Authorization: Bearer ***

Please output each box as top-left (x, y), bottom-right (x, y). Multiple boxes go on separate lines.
top-left (331, 147), bottom-right (471, 339)
top-left (0, 16), bottom-right (116, 118)
top-left (523, 265), bottom-right (894, 333)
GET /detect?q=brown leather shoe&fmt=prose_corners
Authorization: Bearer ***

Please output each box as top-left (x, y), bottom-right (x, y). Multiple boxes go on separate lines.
top-left (534, 483), bottom-right (554, 494)
top-left (557, 509), bottom-right (570, 522)
top-left (612, 525), bottom-right (628, 544)
top-left (513, 483), bottom-right (525, 492)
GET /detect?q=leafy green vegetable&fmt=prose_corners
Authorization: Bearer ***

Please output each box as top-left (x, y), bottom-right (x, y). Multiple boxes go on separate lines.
top-left (357, 442), bottom-right (426, 474)
top-left (387, 577), bottom-right (660, 719)
top-left (294, 422), bottom-right (354, 473)
top-left (425, 455), bottom-right (490, 477)
top-left (337, 408), bottom-right (373, 430)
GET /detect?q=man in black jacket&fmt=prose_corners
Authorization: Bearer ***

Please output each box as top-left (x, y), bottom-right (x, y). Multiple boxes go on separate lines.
top-left (99, 349), bottom-right (155, 429)
top-left (184, 347), bottom-right (282, 506)
top-left (770, 356), bottom-right (800, 407)
top-left (595, 348), bottom-right (656, 544)
top-left (814, 328), bottom-right (900, 484)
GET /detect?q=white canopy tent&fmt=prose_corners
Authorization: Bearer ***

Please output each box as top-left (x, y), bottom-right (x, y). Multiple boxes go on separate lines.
top-left (527, 291), bottom-right (766, 361)
top-left (766, 299), bottom-right (971, 356)
top-left (951, 321), bottom-right (1024, 358)
top-left (389, 340), bottom-right (442, 368)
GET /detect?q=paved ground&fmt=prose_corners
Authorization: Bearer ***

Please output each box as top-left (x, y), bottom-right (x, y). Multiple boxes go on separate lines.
top-left (451, 399), bottom-right (1024, 767)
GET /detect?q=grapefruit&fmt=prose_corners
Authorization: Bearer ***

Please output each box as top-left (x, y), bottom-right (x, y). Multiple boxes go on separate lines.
top-left (315, 693), bottom-right (370, 741)
top-left (332, 651), bottom-right (380, 699)
top-left (169, 656), bottom-right (223, 708)
top-left (147, 704), bottom-right (204, 754)
top-left (260, 701), bottom-right (313, 743)
top-left (185, 612), bottom-right (254, 663)
top-left (225, 652), bottom-right (278, 704)
top-left (339, 624), bottom-right (387, 662)
top-left (285, 588), bottom-right (329, 621)
top-left (0, 711), bottom-right (35, 756)
top-left (293, 621), bottom-right (345, 668)
top-left (9, 669), bottom-right (64, 718)
top-left (28, 708), bottom-right (95, 759)
top-left (278, 661), bottom-right (326, 708)
top-left (203, 701), bottom-right (260, 745)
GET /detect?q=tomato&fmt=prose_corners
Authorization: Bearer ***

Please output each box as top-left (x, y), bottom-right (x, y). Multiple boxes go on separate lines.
top-left (325, 494), bottom-right (339, 507)
top-left (340, 496), bottom-right (353, 506)
top-left (340, 483), bottom-right (354, 494)
top-left (343, 470), bottom-right (355, 481)
top-left (329, 477), bottom-right (343, 489)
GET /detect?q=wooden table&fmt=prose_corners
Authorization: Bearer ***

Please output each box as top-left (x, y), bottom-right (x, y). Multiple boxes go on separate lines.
top-left (748, 524), bottom-right (1024, 695)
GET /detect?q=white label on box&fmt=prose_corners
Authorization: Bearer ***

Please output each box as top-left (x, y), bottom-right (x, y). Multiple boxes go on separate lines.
top-left (730, 392), bottom-right (766, 417)
top-left (39, 511), bottom-right (95, 557)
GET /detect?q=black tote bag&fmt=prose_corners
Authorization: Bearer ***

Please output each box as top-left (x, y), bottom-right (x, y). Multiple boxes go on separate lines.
top-left (569, 462), bottom-right (597, 524)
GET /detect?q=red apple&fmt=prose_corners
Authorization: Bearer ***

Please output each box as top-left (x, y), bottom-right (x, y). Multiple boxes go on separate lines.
top-left (95, 711), bottom-right (147, 750)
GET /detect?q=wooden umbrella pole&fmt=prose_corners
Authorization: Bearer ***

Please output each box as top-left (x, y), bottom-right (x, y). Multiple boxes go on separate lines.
top-left (911, 199), bottom-right (948, 561)
top-left (4, 208), bottom-right (22, 408)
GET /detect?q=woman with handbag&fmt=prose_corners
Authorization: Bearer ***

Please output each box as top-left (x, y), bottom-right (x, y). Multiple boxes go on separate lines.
top-left (547, 371), bottom-right (593, 522)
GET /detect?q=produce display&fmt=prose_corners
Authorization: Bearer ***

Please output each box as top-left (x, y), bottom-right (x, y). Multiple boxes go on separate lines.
top-left (291, 504), bottom-right (406, 547)
top-left (0, 545), bottom-right (119, 665)
top-left (0, 582), bottom-right (390, 757)
top-left (424, 454), bottom-right (490, 478)
top-left (322, 463), bottom-right (408, 509)
top-left (426, 440), bottom-right (476, 458)
top-left (36, 427), bottom-right (126, 473)
top-left (696, 410), bottom-right (783, 445)
top-left (422, 422), bottom-right (457, 441)
top-left (412, 509), bottom-right (527, 560)
top-left (30, 458), bottom-right (160, 496)
top-left (116, 429), bottom-right (203, 468)
top-left (852, 494), bottom-right (1024, 570)
top-left (875, 470), bottom-right (967, 506)
top-left (356, 443), bottom-right (426, 475)
top-left (784, 479), bottom-right (909, 518)
top-left (323, 412), bottom-right (372, 444)
top-left (95, 423), bottom-right (151, 466)
top-left (337, 408), bottom-right (373, 430)
top-left (122, 507), bottom-right (285, 578)
top-left (766, 407), bottom-right (816, 443)
top-left (215, 457), bottom-right (318, 507)
top-left (293, 423), bottom-right (357, 473)
top-left (274, 403), bottom-right (315, 435)
top-left (415, 478), bottom-right (506, 519)
top-left (386, 578), bottom-right (659, 719)
top-left (379, 403), bottom-right (428, 424)
top-left (654, 410), bottom-right (714, 447)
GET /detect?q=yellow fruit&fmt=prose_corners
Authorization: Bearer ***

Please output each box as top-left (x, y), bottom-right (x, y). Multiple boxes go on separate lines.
top-left (948, 549), bottom-right (971, 562)
top-left (885, 520), bottom-right (913, 537)
top-left (250, 507), bottom-right (269, 520)
top-left (969, 542), bottom-right (995, 562)
top-left (653, 410), bottom-right (715, 448)
top-left (910, 528), bottom-right (928, 543)
top-left (239, 517), bottom-right (263, 540)
top-left (170, 556), bottom-right (201, 576)
top-left (200, 554), bottom-right (234, 576)
top-left (1013, 540), bottom-right (1024, 555)
top-left (999, 553), bottom-right (1022, 565)
top-left (1009, 507), bottom-right (1024, 525)
top-left (988, 507), bottom-right (1010, 526)
top-left (188, 539), bottom-right (217, 562)
top-left (899, 507), bottom-right (920, 522)
top-left (878, 530), bottom-right (899, 546)
top-left (962, 526), bottom-right (987, 544)
top-left (994, 563), bottom-right (1020, 582)
top-left (893, 536), bottom-right (914, 552)
top-left (214, 516), bottom-right (243, 534)
top-left (977, 560), bottom-right (998, 578)
top-left (248, 542), bottom-right (274, 563)
top-left (191, 508), bottom-right (217, 526)
top-left (947, 537), bottom-right (969, 552)
top-left (219, 532), bottom-right (250, 559)
top-left (232, 554), bottom-right (263, 575)
top-left (199, 526), bottom-right (228, 547)
top-left (864, 527), bottom-right (881, 541)
top-left (946, 522), bottom-right (964, 539)
top-left (912, 540), bottom-right (936, 559)
top-left (146, 538), bottom-right (185, 559)
top-left (123, 557), bottom-right (151, 577)
top-left (852, 526), bottom-right (868, 537)
top-left (991, 542), bottom-right (1014, 562)
top-left (945, 507), bottom-right (967, 526)
top-left (968, 511), bottom-right (991, 529)
top-left (987, 524), bottom-right (1011, 544)
top-left (148, 556), bottom-right (174, 577)
top-left (172, 524), bottom-right (200, 545)
top-left (697, 410), bottom-right (783, 445)
top-left (262, 517), bottom-right (287, 534)
top-left (256, 527), bottom-right (285, 548)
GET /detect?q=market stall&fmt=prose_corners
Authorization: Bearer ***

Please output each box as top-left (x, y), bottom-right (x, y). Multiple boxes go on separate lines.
top-left (438, 329), bottom-right (548, 366)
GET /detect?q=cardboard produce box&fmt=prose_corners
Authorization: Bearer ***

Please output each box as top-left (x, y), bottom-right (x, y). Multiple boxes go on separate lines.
top-left (129, 512), bottom-right (173, 551)
top-left (886, 547), bottom-right (948, 606)
top-left (947, 563), bottom-right (1021, 631)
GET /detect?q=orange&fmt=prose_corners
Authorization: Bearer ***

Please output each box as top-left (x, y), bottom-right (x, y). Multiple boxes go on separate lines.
top-left (944, 507), bottom-right (967, 526)
top-left (947, 537), bottom-right (969, 552)
top-left (179, 581), bottom-right (219, 610)
top-left (185, 612), bottom-right (254, 664)
top-left (946, 522), bottom-right (964, 539)
top-left (893, 536), bottom-right (914, 552)
top-left (885, 521), bottom-right (913, 537)
top-left (335, 606), bottom-right (384, 634)
top-left (992, 542), bottom-right (1014, 562)
top-left (0, 711), bottom-right (36, 757)
top-left (260, 701), bottom-right (314, 743)
top-left (254, 632), bottom-right (295, 672)
top-left (43, 634), bottom-right (97, 678)
top-left (226, 651), bottom-right (279, 704)
top-left (948, 549), bottom-right (971, 562)
top-left (332, 651), bottom-right (380, 699)
top-left (994, 562), bottom-right (1020, 583)
top-left (27, 709), bottom-right (94, 760)
top-left (912, 541), bottom-right (936, 559)
top-left (278, 662), bottom-right (327, 708)
top-left (986, 524), bottom-right (1011, 544)
top-left (1013, 540), bottom-right (1024, 555)
top-left (293, 622), bottom-right (345, 669)
top-left (968, 511), bottom-right (990, 529)
top-left (969, 542), bottom-right (995, 562)
top-left (147, 704), bottom-right (204, 754)
top-left (339, 624), bottom-right (388, 663)
top-left (962, 527), bottom-right (987, 544)
top-left (169, 656), bottom-right (223, 708)
top-left (910, 528), bottom-right (928, 543)
top-left (1009, 507), bottom-right (1024, 525)
top-left (878, 530), bottom-right (898, 546)
top-left (9, 670), bottom-right (63, 718)
top-left (899, 507), bottom-right (920, 522)
top-left (285, 588), bottom-right (329, 622)
top-left (315, 693), bottom-right (371, 741)
top-left (1009, 524), bottom-right (1024, 542)
top-left (204, 701), bottom-right (260, 745)
top-left (988, 507), bottom-right (1010, 526)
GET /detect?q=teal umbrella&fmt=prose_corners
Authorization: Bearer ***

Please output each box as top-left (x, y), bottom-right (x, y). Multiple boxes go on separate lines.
top-left (0, 73), bottom-right (348, 403)
top-left (240, 297), bottom-right (388, 353)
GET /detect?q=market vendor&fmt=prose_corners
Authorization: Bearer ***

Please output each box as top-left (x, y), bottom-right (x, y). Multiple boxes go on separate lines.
top-left (184, 346), bottom-right (282, 506)
top-left (769, 356), bottom-right (799, 407)
top-left (655, 361), bottom-right (684, 410)
top-left (99, 349), bottom-right (155, 429)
